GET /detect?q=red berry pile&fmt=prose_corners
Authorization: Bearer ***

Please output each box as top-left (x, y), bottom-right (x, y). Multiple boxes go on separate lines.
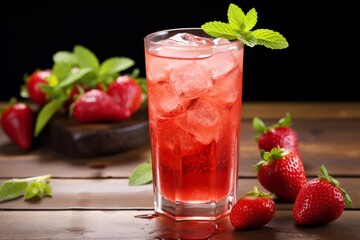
top-left (229, 113), bottom-right (352, 230)
top-left (0, 45), bottom-right (146, 150)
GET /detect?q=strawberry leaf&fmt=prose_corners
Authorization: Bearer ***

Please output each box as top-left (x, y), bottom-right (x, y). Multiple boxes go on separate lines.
top-left (253, 117), bottom-right (266, 133)
top-left (318, 164), bottom-right (353, 208)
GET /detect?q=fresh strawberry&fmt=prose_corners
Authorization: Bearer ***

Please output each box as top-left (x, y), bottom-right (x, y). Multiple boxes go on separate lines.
top-left (62, 83), bottom-right (94, 112)
top-left (71, 89), bottom-right (128, 123)
top-left (253, 112), bottom-right (300, 156)
top-left (293, 165), bottom-right (352, 225)
top-left (253, 147), bottom-right (306, 201)
top-left (230, 186), bottom-right (275, 230)
top-left (26, 69), bottom-right (52, 105)
top-left (107, 75), bottom-right (142, 119)
top-left (1, 101), bottom-right (35, 150)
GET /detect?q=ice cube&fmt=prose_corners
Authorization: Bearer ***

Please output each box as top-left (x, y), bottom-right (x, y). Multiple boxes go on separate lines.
top-left (210, 66), bottom-right (242, 105)
top-left (145, 52), bottom-right (169, 82)
top-left (148, 82), bottom-right (186, 119)
top-left (150, 33), bottom-right (215, 59)
top-left (170, 62), bottom-right (212, 99)
top-left (212, 38), bottom-right (231, 45)
top-left (201, 51), bottom-right (237, 80)
top-left (175, 97), bottom-right (229, 144)
top-left (165, 33), bottom-right (214, 46)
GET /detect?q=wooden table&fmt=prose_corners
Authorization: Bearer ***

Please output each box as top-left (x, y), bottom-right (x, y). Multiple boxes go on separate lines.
top-left (1, 102), bottom-right (359, 239)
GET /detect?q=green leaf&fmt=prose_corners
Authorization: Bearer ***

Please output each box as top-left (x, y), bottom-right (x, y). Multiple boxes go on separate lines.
top-left (56, 68), bottom-right (93, 90)
top-left (20, 84), bottom-right (29, 98)
top-left (74, 45), bottom-right (100, 71)
top-left (53, 61), bottom-right (73, 81)
top-left (0, 175), bottom-right (52, 202)
top-left (253, 117), bottom-right (266, 133)
top-left (129, 162), bottom-right (152, 186)
top-left (252, 29), bottom-right (289, 49)
top-left (53, 51), bottom-right (77, 65)
top-left (277, 112), bottom-right (292, 127)
top-left (244, 8), bottom-right (258, 31)
top-left (0, 181), bottom-right (28, 202)
top-left (227, 3), bottom-right (245, 31)
top-left (98, 57), bottom-right (135, 76)
top-left (34, 97), bottom-right (67, 137)
top-left (201, 21), bottom-right (238, 40)
top-left (202, 3), bottom-right (288, 49)
top-left (24, 181), bottom-right (52, 200)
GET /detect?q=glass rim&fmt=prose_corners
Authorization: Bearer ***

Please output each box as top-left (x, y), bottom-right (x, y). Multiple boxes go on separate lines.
top-left (144, 27), bottom-right (243, 48)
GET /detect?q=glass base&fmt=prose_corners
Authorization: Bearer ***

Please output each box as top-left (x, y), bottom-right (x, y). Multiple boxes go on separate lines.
top-left (154, 189), bottom-right (235, 221)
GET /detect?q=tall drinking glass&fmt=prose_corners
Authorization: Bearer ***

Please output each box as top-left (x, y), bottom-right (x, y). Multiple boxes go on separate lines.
top-left (144, 28), bottom-right (244, 220)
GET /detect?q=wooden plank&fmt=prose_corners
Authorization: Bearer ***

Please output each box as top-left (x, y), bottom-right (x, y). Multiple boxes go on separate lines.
top-left (0, 178), bottom-right (358, 210)
top-left (241, 102), bottom-right (360, 119)
top-left (1, 101), bottom-right (360, 120)
top-left (1, 119), bottom-right (359, 178)
top-left (0, 210), bottom-right (358, 239)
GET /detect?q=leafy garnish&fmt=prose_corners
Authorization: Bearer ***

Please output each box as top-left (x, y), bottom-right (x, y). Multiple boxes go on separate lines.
top-left (201, 3), bottom-right (288, 49)
top-left (27, 45), bottom-right (138, 137)
top-left (0, 175), bottom-right (52, 202)
top-left (34, 97), bottom-right (67, 137)
top-left (128, 161), bottom-right (152, 186)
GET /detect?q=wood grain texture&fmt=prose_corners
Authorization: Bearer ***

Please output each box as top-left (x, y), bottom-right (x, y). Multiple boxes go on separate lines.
top-left (1, 119), bottom-right (359, 178)
top-left (0, 178), bottom-right (358, 210)
top-left (0, 102), bottom-right (360, 240)
top-left (241, 102), bottom-right (360, 119)
top-left (0, 210), bottom-right (358, 240)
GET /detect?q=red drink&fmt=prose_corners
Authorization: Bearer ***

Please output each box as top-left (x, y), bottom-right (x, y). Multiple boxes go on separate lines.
top-left (144, 28), bottom-right (244, 220)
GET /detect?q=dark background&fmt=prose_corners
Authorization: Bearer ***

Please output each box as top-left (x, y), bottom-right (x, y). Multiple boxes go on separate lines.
top-left (0, 0), bottom-right (357, 102)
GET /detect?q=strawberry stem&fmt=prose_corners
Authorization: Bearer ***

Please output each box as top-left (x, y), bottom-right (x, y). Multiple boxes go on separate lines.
top-left (252, 147), bottom-right (289, 171)
top-left (318, 164), bottom-right (353, 208)
top-left (246, 186), bottom-right (274, 198)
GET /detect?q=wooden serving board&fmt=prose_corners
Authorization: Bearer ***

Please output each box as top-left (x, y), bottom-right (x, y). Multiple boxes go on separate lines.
top-left (41, 108), bottom-right (150, 158)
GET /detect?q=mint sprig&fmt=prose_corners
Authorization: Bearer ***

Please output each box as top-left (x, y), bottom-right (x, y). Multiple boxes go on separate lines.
top-left (201, 3), bottom-right (288, 49)
top-left (32, 45), bottom-right (137, 137)
top-left (0, 175), bottom-right (52, 202)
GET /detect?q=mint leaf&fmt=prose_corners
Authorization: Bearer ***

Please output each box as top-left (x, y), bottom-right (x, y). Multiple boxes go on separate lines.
top-left (98, 57), bottom-right (135, 76)
top-left (201, 21), bottom-right (238, 40)
top-left (244, 8), bottom-right (257, 31)
top-left (252, 29), bottom-right (289, 49)
top-left (227, 3), bottom-right (245, 31)
top-left (0, 181), bottom-right (28, 202)
top-left (53, 51), bottom-right (77, 65)
top-left (201, 3), bottom-right (288, 49)
top-left (34, 97), bottom-right (67, 137)
top-left (129, 162), bottom-right (152, 186)
top-left (0, 175), bottom-right (52, 202)
top-left (74, 45), bottom-right (100, 71)
top-left (56, 68), bottom-right (93, 90)
top-left (53, 61), bottom-right (73, 81)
